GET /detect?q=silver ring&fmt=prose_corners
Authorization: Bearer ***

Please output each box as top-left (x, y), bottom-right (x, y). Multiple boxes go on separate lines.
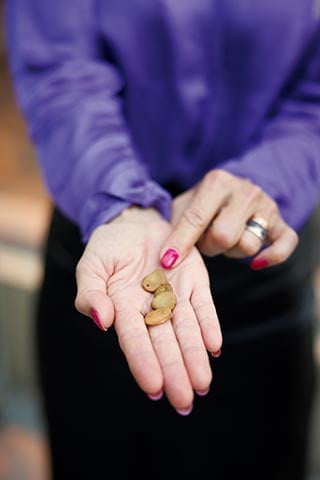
top-left (245, 218), bottom-right (269, 242)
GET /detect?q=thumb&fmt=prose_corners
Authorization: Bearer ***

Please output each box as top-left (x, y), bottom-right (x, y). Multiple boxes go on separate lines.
top-left (74, 261), bottom-right (115, 331)
top-left (160, 204), bottom-right (211, 269)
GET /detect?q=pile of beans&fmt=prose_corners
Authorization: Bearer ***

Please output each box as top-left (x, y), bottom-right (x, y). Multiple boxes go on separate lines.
top-left (142, 268), bottom-right (177, 326)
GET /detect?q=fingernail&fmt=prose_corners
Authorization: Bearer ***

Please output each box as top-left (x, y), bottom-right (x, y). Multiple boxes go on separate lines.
top-left (147, 390), bottom-right (163, 401)
top-left (196, 387), bottom-right (210, 396)
top-left (176, 405), bottom-right (193, 416)
top-left (211, 348), bottom-right (221, 358)
top-left (89, 308), bottom-right (108, 331)
top-left (160, 248), bottom-right (179, 269)
top-left (250, 258), bottom-right (269, 270)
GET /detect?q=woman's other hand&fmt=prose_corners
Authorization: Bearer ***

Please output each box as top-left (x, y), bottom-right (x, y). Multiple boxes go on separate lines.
top-left (74, 207), bottom-right (222, 414)
top-left (160, 170), bottom-right (298, 270)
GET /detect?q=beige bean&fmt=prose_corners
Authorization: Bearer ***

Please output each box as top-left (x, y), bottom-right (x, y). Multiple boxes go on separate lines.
top-left (142, 268), bottom-right (167, 292)
top-left (144, 307), bottom-right (173, 326)
top-left (151, 291), bottom-right (177, 311)
top-left (154, 282), bottom-right (173, 296)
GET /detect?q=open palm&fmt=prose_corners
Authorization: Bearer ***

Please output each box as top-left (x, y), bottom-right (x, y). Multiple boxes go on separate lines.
top-left (75, 209), bottom-right (222, 413)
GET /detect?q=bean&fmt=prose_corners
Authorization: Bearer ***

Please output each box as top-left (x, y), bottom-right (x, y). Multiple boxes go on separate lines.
top-left (144, 307), bottom-right (173, 326)
top-left (142, 268), bottom-right (167, 292)
top-left (154, 282), bottom-right (173, 296)
top-left (142, 269), bottom-right (177, 326)
top-left (151, 291), bottom-right (177, 310)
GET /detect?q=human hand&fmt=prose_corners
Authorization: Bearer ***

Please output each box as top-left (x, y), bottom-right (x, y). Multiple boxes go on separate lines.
top-left (160, 170), bottom-right (298, 270)
top-left (74, 207), bottom-right (222, 414)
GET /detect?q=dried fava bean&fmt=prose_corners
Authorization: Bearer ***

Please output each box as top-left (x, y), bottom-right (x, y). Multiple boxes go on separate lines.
top-left (144, 307), bottom-right (173, 326)
top-left (142, 270), bottom-right (177, 326)
top-left (151, 291), bottom-right (177, 311)
top-left (142, 268), bottom-right (167, 292)
top-left (154, 282), bottom-right (173, 296)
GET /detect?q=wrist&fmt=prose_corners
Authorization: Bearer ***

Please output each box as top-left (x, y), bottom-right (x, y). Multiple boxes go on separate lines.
top-left (109, 205), bottom-right (164, 224)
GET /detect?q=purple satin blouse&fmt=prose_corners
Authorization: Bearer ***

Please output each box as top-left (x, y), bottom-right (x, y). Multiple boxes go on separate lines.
top-left (5, 0), bottom-right (320, 241)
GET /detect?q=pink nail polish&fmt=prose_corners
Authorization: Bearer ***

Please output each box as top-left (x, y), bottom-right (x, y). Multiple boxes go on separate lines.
top-left (211, 349), bottom-right (221, 358)
top-left (176, 405), bottom-right (193, 416)
top-left (196, 387), bottom-right (210, 397)
top-left (147, 390), bottom-right (163, 401)
top-left (160, 248), bottom-right (179, 269)
top-left (250, 258), bottom-right (269, 270)
top-left (89, 308), bottom-right (107, 331)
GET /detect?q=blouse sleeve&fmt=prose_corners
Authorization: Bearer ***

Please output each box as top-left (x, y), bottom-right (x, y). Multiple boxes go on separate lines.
top-left (5, 0), bottom-right (171, 242)
top-left (221, 30), bottom-right (320, 232)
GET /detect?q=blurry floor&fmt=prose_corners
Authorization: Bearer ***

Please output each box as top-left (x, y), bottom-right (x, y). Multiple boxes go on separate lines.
top-left (0, 428), bottom-right (51, 480)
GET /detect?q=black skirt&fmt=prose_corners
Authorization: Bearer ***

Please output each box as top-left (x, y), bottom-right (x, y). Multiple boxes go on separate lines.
top-left (35, 207), bottom-right (317, 480)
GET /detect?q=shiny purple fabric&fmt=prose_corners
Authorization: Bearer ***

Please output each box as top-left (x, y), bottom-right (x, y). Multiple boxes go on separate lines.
top-left (5, 0), bottom-right (320, 242)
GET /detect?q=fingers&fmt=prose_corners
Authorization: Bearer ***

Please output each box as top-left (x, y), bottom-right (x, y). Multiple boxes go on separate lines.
top-left (160, 170), bottom-right (265, 267)
top-left (163, 169), bottom-right (299, 270)
top-left (114, 305), bottom-right (164, 395)
top-left (147, 294), bottom-right (217, 412)
top-left (197, 182), bottom-right (269, 257)
top-left (222, 204), bottom-right (276, 259)
top-left (249, 220), bottom-right (299, 270)
top-left (148, 319), bottom-right (196, 412)
top-left (190, 283), bottom-right (223, 354)
top-left (197, 197), bottom-right (260, 257)
top-left (74, 258), bottom-right (114, 331)
top-left (223, 202), bottom-right (299, 268)
top-left (151, 272), bottom-right (222, 411)
top-left (115, 302), bottom-right (206, 413)
top-left (160, 171), bottom-right (230, 268)
top-left (114, 285), bottom-right (221, 413)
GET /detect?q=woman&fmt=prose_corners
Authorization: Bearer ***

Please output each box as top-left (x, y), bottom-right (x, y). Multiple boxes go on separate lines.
top-left (5, 1), bottom-right (320, 478)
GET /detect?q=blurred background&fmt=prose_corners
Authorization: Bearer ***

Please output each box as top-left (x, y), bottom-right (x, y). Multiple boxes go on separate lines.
top-left (0, 1), bottom-right (320, 479)
top-left (0, 1), bottom-right (52, 478)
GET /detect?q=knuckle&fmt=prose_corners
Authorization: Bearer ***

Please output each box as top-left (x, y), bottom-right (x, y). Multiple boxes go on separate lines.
top-left (241, 177), bottom-right (254, 191)
top-left (204, 169), bottom-right (231, 187)
top-left (183, 207), bottom-right (207, 229)
top-left (118, 327), bottom-right (145, 353)
top-left (247, 184), bottom-right (263, 202)
top-left (238, 236), bottom-right (261, 256)
top-left (211, 227), bottom-right (238, 250)
top-left (269, 199), bottom-right (279, 215)
top-left (266, 202), bottom-right (280, 223)
top-left (203, 169), bottom-right (218, 186)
